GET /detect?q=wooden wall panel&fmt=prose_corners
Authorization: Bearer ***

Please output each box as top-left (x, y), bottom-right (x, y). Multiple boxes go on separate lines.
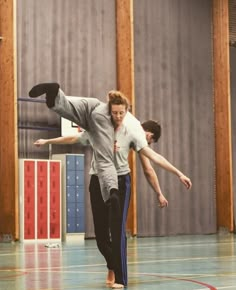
top-left (0, 0), bottom-right (18, 240)
top-left (116, 0), bottom-right (137, 235)
top-left (213, 0), bottom-right (234, 231)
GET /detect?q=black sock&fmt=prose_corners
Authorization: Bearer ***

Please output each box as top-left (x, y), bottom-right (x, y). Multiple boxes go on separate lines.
top-left (110, 188), bottom-right (119, 196)
top-left (29, 83), bottom-right (59, 108)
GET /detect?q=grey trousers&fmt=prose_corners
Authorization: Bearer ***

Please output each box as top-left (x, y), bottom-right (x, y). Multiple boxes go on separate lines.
top-left (51, 89), bottom-right (118, 201)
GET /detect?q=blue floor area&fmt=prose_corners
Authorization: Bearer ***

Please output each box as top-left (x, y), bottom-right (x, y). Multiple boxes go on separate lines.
top-left (0, 233), bottom-right (236, 289)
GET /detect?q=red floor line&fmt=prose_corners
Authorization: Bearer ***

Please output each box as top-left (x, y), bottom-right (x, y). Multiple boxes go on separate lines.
top-left (139, 273), bottom-right (217, 290)
top-left (171, 276), bottom-right (217, 290)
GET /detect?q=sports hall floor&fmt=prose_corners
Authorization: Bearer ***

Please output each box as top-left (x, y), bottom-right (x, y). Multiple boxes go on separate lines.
top-left (0, 233), bottom-right (236, 290)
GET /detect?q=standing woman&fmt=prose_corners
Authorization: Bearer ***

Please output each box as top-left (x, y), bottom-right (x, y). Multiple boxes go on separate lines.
top-left (90, 91), bottom-right (133, 289)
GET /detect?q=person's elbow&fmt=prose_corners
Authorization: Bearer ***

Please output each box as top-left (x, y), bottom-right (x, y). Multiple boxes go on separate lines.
top-left (143, 167), bottom-right (154, 179)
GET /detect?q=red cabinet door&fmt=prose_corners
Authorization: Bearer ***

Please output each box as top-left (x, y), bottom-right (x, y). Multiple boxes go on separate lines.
top-left (49, 162), bottom-right (61, 239)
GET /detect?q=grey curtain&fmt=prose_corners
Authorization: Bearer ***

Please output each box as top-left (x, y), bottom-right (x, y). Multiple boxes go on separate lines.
top-left (134, 0), bottom-right (216, 235)
top-left (17, 0), bottom-right (117, 238)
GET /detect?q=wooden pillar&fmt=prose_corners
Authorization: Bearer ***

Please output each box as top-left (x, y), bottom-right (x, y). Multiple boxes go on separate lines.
top-left (0, 0), bottom-right (18, 240)
top-left (116, 0), bottom-right (137, 235)
top-left (213, 0), bottom-right (234, 231)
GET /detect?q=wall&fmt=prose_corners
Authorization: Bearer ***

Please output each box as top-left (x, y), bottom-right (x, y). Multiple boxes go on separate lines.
top-left (17, 0), bottom-right (217, 237)
top-left (134, 0), bottom-right (216, 236)
top-left (17, 0), bottom-right (117, 238)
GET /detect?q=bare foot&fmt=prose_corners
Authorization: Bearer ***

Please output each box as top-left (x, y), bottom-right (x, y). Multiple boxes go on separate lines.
top-left (106, 270), bottom-right (115, 285)
top-left (112, 283), bottom-right (124, 289)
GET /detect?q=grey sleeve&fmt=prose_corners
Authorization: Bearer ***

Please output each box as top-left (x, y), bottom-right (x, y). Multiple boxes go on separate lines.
top-left (76, 131), bottom-right (91, 146)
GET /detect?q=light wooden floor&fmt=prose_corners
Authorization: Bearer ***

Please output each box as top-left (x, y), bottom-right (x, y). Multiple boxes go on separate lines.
top-left (0, 233), bottom-right (236, 290)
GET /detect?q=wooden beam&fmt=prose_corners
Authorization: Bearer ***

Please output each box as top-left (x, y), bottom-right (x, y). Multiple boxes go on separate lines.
top-left (0, 0), bottom-right (18, 240)
top-left (213, 0), bottom-right (234, 231)
top-left (116, 0), bottom-right (137, 235)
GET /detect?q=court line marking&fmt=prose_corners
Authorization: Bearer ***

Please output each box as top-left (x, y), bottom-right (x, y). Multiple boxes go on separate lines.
top-left (1, 238), bottom-right (236, 289)
top-left (1, 267), bottom-right (235, 289)
top-left (4, 254), bottom-right (236, 271)
top-left (0, 239), bottom-right (235, 256)
top-left (3, 254), bottom-right (234, 272)
top-left (195, 287), bottom-right (236, 290)
top-left (0, 269), bottom-right (28, 279)
top-left (134, 272), bottom-right (217, 290)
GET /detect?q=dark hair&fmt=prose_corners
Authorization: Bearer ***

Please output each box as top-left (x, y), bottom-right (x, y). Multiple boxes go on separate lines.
top-left (107, 90), bottom-right (129, 114)
top-left (141, 120), bottom-right (161, 143)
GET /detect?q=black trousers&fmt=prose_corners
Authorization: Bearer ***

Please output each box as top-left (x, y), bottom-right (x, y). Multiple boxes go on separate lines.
top-left (89, 174), bottom-right (131, 286)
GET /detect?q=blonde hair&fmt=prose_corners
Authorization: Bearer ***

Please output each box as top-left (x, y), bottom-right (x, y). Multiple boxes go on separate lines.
top-left (107, 90), bottom-right (129, 113)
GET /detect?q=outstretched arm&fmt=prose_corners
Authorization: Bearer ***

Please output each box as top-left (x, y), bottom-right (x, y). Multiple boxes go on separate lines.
top-left (34, 135), bottom-right (79, 146)
top-left (139, 146), bottom-right (192, 189)
top-left (139, 153), bottom-right (168, 208)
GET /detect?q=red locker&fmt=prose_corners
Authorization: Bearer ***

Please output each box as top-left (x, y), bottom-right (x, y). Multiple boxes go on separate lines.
top-left (24, 206), bottom-right (35, 239)
top-left (50, 161), bottom-right (60, 177)
top-left (24, 222), bottom-right (35, 239)
top-left (49, 162), bottom-right (61, 239)
top-left (24, 176), bottom-right (35, 192)
top-left (23, 161), bottom-right (35, 240)
top-left (37, 177), bottom-right (47, 195)
top-left (20, 159), bottom-right (61, 241)
top-left (24, 191), bottom-right (35, 209)
top-left (24, 160), bottom-right (35, 177)
top-left (37, 161), bottom-right (48, 239)
top-left (37, 205), bottom-right (48, 239)
top-left (50, 209), bottom-right (60, 238)
top-left (37, 161), bottom-right (47, 176)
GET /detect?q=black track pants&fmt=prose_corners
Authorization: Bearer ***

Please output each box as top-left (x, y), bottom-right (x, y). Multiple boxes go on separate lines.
top-left (89, 174), bottom-right (131, 286)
